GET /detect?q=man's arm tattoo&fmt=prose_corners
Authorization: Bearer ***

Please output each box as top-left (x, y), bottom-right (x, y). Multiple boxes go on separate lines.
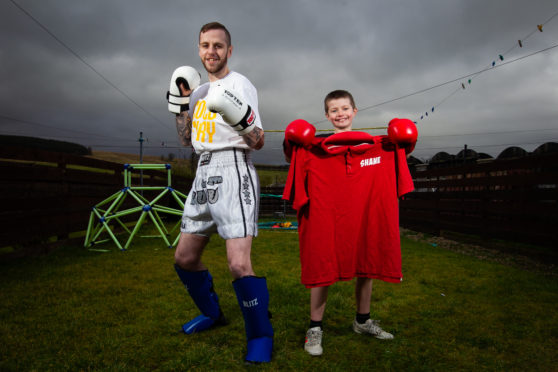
top-left (243, 127), bottom-right (265, 150)
top-left (175, 112), bottom-right (192, 147)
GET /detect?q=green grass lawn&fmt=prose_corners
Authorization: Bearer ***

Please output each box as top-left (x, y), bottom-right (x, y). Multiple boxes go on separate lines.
top-left (1, 227), bottom-right (557, 371)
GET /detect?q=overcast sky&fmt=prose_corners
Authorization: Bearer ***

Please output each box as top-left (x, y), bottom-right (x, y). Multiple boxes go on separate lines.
top-left (1, 0), bottom-right (557, 164)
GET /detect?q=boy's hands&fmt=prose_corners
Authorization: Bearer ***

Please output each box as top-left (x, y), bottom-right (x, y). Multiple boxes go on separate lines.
top-left (387, 118), bottom-right (418, 154)
top-left (285, 119), bottom-right (316, 147)
top-left (283, 119), bottom-right (316, 160)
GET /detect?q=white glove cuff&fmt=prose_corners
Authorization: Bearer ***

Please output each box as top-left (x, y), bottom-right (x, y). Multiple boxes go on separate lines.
top-left (231, 107), bottom-right (257, 136)
top-left (167, 91), bottom-right (190, 105)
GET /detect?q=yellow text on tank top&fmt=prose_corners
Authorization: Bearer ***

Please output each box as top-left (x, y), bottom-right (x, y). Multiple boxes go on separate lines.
top-left (193, 100), bottom-right (216, 143)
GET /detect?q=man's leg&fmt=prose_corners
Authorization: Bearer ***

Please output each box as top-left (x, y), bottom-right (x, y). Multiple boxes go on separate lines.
top-left (174, 233), bottom-right (225, 334)
top-left (175, 232), bottom-right (207, 271)
top-left (228, 237), bottom-right (273, 363)
top-left (226, 236), bottom-right (255, 279)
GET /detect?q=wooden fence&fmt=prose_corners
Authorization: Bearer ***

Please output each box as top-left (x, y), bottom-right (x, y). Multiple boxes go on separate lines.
top-left (400, 152), bottom-right (558, 248)
top-left (2, 146), bottom-right (556, 251)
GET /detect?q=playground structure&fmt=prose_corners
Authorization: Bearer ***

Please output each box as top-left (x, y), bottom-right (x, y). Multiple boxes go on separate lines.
top-left (84, 163), bottom-right (187, 250)
top-left (258, 221), bottom-right (298, 230)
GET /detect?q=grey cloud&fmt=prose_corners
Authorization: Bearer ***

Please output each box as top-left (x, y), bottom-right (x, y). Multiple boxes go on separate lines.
top-left (1, 0), bottom-right (557, 164)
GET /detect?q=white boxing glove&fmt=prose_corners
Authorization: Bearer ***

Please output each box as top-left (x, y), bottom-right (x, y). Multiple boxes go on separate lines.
top-left (166, 66), bottom-right (201, 114)
top-left (206, 85), bottom-right (257, 135)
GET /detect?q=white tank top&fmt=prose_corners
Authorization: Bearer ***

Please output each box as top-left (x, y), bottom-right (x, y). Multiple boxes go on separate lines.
top-left (188, 71), bottom-right (263, 153)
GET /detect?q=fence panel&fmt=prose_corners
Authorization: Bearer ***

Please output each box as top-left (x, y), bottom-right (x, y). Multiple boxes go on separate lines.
top-left (400, 152), bottom-right (558, 247)
top-left (259, 186), bottom-right (295, 217)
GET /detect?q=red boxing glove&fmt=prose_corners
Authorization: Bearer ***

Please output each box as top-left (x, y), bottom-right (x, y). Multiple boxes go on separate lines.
top-left (283, 119), bottom-right (316, 162)
top-left (387, 118), bottom-right (418, 154)
top-left (285, 119), bottom-right (316, 147)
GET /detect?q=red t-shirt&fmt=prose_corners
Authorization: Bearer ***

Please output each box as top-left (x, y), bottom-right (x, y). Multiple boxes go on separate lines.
top-left (283, 132), bottom-right (414, 288)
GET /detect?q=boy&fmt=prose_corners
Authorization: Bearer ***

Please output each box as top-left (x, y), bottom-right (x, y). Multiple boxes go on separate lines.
top-left (283, 90), bottom-right (416, 356)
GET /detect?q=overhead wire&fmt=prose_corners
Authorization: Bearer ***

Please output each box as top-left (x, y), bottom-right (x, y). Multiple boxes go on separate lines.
top-left (417, 127), bottom-right (558, 138)
top-left (499, 10), bottom-right (558, 61)
top-left (311, 42), bottom-right (558, 127)
top-left (8, 0), bottom-right (173, 132)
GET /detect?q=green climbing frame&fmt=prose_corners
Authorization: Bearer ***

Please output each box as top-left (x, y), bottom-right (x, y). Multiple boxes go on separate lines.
top-left (84, 163), bottom-right (187, 250)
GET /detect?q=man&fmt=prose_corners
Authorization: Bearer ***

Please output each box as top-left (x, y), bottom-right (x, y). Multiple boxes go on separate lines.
top-left (166, 22), bottom-right (272, 364)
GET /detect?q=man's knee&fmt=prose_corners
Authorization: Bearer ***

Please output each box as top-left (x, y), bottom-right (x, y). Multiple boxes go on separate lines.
top-left (174, 250), bottom-right (195, 268)
top-left (228, 259), bottom-right (252, 278)
top-left (226, 237), bottom-right (254, 278)
top-left (175, 234), bottom-right (207, 269)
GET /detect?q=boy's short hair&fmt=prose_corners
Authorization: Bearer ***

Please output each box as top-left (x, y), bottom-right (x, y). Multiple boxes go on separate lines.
top-left (199, 22), bottom-right (231, 46)
top-left (324, 90), bottom-right (356, 113)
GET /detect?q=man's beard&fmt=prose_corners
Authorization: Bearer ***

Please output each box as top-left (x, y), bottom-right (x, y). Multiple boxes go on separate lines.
top-left (203, 56), bottom-right (228, 75)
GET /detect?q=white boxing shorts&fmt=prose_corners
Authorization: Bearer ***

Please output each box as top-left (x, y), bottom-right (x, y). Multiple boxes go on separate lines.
top-left (181, 148), bottom-right (260, 239)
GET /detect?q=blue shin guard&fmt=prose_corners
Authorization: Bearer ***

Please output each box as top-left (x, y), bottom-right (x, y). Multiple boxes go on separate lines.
top-left (174, 264), bottom-right (224, 334)
top-left (232, 276), bottom-right (274, 363)
top-left (181, 314), bottom-right (216, 334)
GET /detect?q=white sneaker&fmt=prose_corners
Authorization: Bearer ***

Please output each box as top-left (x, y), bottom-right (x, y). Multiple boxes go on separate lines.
top-left (304, 327), bottom-right (323, 356)
top-left (353, 319), bottom-right (394, 340)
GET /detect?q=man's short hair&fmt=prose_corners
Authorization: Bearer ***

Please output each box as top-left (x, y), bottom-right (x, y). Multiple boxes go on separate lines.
top-left (324, 90), bottom-right (356, 113)
top-left (199, 22), bottom-right (231, 46)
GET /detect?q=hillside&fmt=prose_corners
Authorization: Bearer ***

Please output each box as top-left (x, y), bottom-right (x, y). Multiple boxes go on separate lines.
top-left (0, 135), bottom-right (288, 184)
top-left (87, 151), bottom-right (175, 165)
top-left (87, 151), bottom-right (288, 186)
top-left (0, 135), bottom-right (90, 155)
top-left (87, 151), bottom-right (195, 178)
